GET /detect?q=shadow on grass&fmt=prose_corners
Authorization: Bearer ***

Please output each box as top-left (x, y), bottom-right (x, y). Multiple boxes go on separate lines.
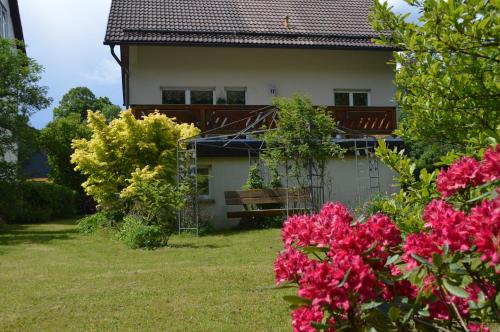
top-left (0, 223), bottom-right (79, 247)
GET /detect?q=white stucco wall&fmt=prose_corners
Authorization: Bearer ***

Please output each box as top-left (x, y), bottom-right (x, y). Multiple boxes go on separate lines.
top-left (0, 0), bottom-right (15, 39)
top-left (128, 46), bottom-right (396, 107)
top-left (198, 156), bottom-right (398, 230)
top-left (0, 128), bottom-right (17, 164)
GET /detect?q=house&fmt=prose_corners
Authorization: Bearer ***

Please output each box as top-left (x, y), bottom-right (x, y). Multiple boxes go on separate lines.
top-left (1, 0), bottom-right (24, 169)
top-left (104, 0), bottom-right (401, 229)
top-left (0, 0), bottom-right (23, 41)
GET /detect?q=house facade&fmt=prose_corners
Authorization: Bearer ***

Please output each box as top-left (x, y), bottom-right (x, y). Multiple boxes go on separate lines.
top-left (105, 0), bottom-right (400, 229)
top-left (1, 0), bottom-right (24, 167)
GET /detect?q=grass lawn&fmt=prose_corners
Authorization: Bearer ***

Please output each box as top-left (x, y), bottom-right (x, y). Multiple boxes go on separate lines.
top-left (0, 219), bottom-right (291, 331)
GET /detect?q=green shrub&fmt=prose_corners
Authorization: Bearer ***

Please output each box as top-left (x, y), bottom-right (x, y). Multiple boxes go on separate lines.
top-left (0, 181), bottom-right (77, 224)
top-left (77, 213), bottom-right (109, 234)
top-left (118, 215), bottom-right (169, 250)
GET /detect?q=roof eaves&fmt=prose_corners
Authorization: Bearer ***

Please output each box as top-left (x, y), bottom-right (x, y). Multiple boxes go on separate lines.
top-left (7, 0), bottom-right (25, 53)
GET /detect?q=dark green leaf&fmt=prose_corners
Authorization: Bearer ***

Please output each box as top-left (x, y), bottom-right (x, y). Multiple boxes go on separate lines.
top-left (336, 268), bottom-right (351, 288)
top-left (388, 306), bottom-right (401, 322)
top-left (385, 254), bottom-right (400, 267)
top-left (411, 254), bottom-right (432, 268)
top-left (443, 279), bottom-right (469, 298)
top-left (361, 301), bottom-right (383, 311)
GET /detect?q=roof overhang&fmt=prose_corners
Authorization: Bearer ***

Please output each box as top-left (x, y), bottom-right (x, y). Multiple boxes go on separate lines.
top-left (8, 0), bottom-right (25, 52)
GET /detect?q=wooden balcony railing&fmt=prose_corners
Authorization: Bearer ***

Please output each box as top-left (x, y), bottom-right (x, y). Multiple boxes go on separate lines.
top-left (131, 104), bottom-right (397, 136)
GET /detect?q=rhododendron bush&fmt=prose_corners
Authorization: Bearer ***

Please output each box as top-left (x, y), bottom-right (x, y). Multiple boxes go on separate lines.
top-left (275, 146), bottom-right (499, 331)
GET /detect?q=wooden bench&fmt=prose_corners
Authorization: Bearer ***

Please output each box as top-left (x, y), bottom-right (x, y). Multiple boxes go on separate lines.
top-left (224, 188), bottom-right (309, 219)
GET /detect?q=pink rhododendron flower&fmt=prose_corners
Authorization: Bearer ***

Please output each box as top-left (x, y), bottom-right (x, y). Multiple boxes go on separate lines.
top-left (275, 247), bottom-right (312, 285)
top-left (437, 157), bottom-right (481, 197)
top-left (480, 145), bottom-right (500, 183)
top-left (291, 305), bottom-right (334, 332)
top-left (299, 251), bottom-right (379, 312)
top-left (468, 196), bottom-right (500, 267)
top-left (468, 322), bottom-right (491, 332)
top-left (402, 233), bottom-right (441, 270)
top-left (423, 200), bottom-right (470, 251)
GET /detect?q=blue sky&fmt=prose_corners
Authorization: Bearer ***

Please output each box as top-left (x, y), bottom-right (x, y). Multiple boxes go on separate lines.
top-left (20, 0), bottom-right (418, 129)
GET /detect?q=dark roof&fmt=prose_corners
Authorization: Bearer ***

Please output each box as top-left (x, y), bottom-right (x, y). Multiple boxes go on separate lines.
top-left (8, 0), bottom-right (24, 43)
top-left (104, 0), bottom-right (392, 50)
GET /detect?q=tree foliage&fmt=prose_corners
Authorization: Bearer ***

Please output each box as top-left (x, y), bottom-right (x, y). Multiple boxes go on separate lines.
top-left (262, 95), bottom-right (344, 203)
top-left (371, 0), bottom-right (500, 155)
top-left (0, 38), bottom-right (51, 180)
top-left (71, 110), bottom-right (199, 212)
top-left (39, 87), bottom-right (121, 193)
top-left (53, 87), bottom-right (121, 122)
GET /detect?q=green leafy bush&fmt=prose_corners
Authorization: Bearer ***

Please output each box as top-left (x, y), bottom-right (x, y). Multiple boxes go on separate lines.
top-left (368, 140), bottom-right (441, 234)
top-left (77, 213), bottom-right (110, 235)
top-left (0, 181), bottom-right (77, 224)
top-left (118, 215), bottom-right (169, 250)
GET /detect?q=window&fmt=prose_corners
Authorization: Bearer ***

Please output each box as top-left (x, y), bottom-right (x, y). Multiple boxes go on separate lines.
top-left (0, 4), bottom-right (7, 38)
top-left (162, 90), bottom-right (185, 104)
top-left (225, 88), bottom-right (246, 105)
top-left (334, 90), bottom-right (370, 107)
top-left (197, 167), bottom-right (211, 198)
top-left (191, 90), bottom-right (214, 105)
top-left (161, 88), bottom-right (215, 105)
top-left (334, 92), bottom-right (350, 106)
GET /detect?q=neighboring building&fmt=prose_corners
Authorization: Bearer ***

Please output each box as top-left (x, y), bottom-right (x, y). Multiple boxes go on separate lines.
top-left (105, 0), bottom-right (400, 229)
top-left (0, 0), bottom-right (23, 41)
top-left (1, 0), bottom-right (24, 167)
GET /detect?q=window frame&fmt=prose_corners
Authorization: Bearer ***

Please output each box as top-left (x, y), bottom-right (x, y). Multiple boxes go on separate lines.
top-left (333, 90), bottom-right (371, 107)
top-left (162, 89), bottom-right (187, 105)
top-left (161, 87), bottom-right (216, 105)
top-left (0, 3), bottom-right (7, 38)
top-left (224, 87), bottom-right (247, 105)
top-left (196, 166), bottom-right (212, 199)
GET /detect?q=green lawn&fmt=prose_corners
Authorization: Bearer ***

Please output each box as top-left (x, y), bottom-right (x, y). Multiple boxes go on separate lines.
top-left (0, 219), bottom-right (291, 331)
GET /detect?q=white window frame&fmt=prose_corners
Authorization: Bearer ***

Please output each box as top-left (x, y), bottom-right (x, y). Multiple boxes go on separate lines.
top-left (0, 3), bottom-right (7, 38)
top-left (333, 89), bottom-right (371, 107)
top-left (197, 166), bottom-right (212, 199)
top-left (224, 87), bottom-right (247, 105)
top-left (161, 87), bottom-right (216, 105)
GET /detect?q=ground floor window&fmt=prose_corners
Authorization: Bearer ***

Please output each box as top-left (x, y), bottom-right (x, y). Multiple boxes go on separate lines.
top-left (334, 90), bottom-right (370, 107)
top-left (197, 167), bottom-right (211, 198)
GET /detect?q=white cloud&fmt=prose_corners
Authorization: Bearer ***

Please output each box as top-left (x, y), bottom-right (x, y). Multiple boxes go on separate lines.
top-left (81, 58), bottom-right (121, 85)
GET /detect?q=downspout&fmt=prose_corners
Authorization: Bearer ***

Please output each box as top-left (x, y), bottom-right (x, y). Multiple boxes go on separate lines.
top-left (109, 44), bottom-right (130, 108)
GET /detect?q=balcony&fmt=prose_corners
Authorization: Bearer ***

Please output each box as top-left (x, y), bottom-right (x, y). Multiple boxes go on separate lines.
top-left (131, 105), bottom-right (397, 136)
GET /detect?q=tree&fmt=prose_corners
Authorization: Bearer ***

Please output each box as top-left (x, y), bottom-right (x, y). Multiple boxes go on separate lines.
top-left (262, 95), bottom-right (345, 209)
top-left (39, 113), bottom-right (90, 190)
top-left (0, 38), bottom-right (51, 180)
top-left (53, 87), bottom-right (121, 122)
top-left (40, 87), bottom-right (121, 195)
top-left (71, 110), bottom-right (199, 212)
top-left (371, 0), bottom-right (500, 162)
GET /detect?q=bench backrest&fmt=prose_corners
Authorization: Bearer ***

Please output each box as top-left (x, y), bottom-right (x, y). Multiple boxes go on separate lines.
top-left (224, 188), bottom-right (310, 205)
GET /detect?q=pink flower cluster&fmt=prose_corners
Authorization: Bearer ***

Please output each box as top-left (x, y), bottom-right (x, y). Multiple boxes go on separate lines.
top-left (276, 203), bottom-right (404, 331)
top-left (403, 192), bottom-right (500, 270)
top-left (276, 147), bottom-right (499, 331)
top-left (437, 146), bottom-right (500, 197)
